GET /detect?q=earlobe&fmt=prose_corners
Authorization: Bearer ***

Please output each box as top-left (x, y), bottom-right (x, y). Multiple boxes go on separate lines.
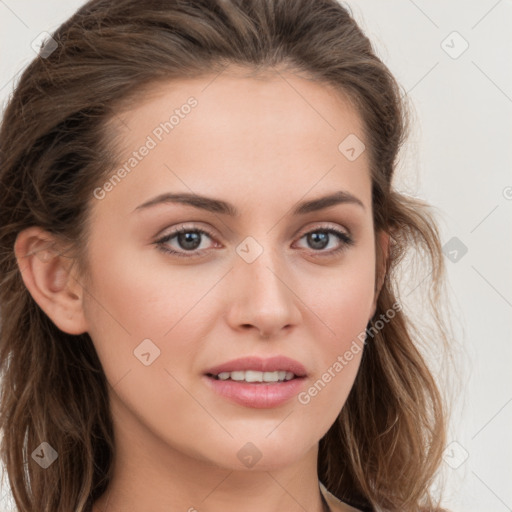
top-left (14, 227), bottom-right (88, 335)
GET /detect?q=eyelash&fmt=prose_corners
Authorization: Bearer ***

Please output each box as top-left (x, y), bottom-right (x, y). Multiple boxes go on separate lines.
top-left (154, 224), bottom-right (354, 259)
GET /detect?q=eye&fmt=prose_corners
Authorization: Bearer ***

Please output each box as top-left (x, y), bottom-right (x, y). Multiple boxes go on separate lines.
top-left (154, 223), bottom-right (354, 259)
top-left (155, 225), bottom-right (218, 258)
top-left (294, 226), bottom-right (354, 256)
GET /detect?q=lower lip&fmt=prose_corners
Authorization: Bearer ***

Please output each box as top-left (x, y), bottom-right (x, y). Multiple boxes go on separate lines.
top-left (203, 375), bottom-right (306, 409)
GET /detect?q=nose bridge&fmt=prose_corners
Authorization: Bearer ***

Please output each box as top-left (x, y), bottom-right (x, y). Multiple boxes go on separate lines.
top-left (243, 243), bottom-right (284, 296)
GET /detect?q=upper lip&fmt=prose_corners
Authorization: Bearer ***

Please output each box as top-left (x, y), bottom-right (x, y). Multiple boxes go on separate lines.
top-left (205, 356), bottom-right (307, 377)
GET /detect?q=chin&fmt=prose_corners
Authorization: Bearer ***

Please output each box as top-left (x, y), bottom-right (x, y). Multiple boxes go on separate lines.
top-left (203, 435), bottom-right (316, 472)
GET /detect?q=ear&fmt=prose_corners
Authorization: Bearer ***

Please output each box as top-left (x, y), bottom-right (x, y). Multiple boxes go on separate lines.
top-left (370, 230), bottom-right (390, 319)
top-left (14, 227), bottom-right (88, 335)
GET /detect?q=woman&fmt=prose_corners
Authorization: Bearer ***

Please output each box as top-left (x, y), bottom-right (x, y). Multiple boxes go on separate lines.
top-left (0, 1), bottom-right (452, 511)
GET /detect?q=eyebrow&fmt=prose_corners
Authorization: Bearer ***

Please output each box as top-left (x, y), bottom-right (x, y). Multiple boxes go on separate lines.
top-left (134, 190), bottom-right (365, 216)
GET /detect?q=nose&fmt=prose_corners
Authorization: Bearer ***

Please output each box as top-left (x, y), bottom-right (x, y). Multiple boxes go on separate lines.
top-left (225, 244), bottom-right (302, 340)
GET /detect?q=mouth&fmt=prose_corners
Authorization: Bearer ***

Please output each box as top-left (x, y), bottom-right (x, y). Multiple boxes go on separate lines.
top-left (206, 370), bottom-right (299, 384)
top-left (204, 355), bottom-right (308, 380)
top-left (202, 356), bottom-right (308, 408)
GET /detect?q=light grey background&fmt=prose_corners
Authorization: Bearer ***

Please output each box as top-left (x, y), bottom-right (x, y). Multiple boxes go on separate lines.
top-left (1, 1), bottom-right (511, 511)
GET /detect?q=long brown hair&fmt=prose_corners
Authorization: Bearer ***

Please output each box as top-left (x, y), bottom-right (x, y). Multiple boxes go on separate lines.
top-left (0, 1), bottom-right (453, 510)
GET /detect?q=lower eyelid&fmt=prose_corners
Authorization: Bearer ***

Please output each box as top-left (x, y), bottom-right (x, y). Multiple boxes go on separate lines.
top-left (155, 225), bottom-right (353, 256)
top-left (295, 229), bottom-right (353, 250)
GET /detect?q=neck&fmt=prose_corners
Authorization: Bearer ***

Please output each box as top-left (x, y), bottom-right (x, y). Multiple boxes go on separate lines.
top-left (93, 398), bottom-right (327, 512)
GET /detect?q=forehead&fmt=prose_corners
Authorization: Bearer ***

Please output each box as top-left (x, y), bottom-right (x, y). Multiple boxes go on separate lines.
top-left (116, 67), bottom-right (366, 143)
top-left (95, 68), bottom-right (371, 215)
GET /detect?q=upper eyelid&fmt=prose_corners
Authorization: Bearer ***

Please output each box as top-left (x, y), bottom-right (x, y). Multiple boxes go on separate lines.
top-left (157, 221), bottom-right (350, 237)
top-left (156, 224), bottom-right (216, 241)
top-left (156, 222), bottom-right (352, 247)
top-left (296, 222), bottom-right (351, 237)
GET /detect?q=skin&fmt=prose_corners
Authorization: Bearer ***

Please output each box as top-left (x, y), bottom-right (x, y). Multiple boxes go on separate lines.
top-left (15, 65), bottom-right (388, 512)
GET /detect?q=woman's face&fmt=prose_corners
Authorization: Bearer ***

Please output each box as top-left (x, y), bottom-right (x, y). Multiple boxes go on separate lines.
top-left (81, 67), bottom-right (381, 471)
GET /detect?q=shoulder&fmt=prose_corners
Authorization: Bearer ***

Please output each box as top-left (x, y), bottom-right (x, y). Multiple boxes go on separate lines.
top-left (320, 482), bottom-right (368, 512)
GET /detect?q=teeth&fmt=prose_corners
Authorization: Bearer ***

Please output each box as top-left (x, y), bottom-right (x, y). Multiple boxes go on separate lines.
top-left (214, 370), bottom-right (296, 382)
top-left (230, 371), bottom-right (245, 381)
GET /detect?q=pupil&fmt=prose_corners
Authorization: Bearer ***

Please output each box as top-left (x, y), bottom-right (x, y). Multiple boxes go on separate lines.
top-left (178, 231), bottom-right (201, 250)
top-left (176, 231), bottom-right (330, 251)
top-left (308, 232), bottom-right (328, 250)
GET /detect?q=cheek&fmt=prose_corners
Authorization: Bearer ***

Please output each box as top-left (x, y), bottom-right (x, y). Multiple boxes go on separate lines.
top-left (82, 223), bottom-right (376, 377)
top-left (81, 234), bottom-right (232, 394)
top-left (297, 246), bottom-right (375, 416)
top-left (327, 269), bottom-right (375, 341)
top-left (309, 246), bottom-right (376, 348)
top-left (78, 222), bottom-right (377, 469)
top-left (82, 240), bottom-right (202, 336)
